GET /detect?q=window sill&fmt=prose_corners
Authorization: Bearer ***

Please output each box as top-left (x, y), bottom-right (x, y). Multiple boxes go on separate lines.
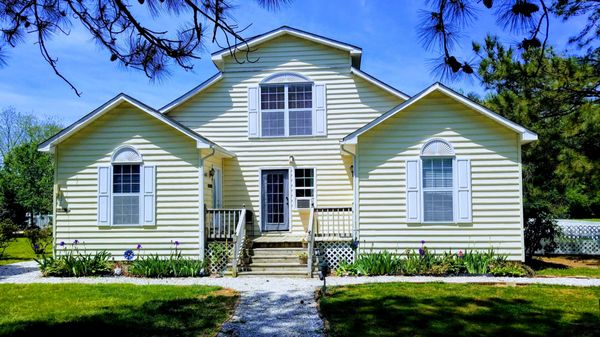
top-left (249, 135), bottom-right (327, 140)
top-left (98, 224), bottom-right (156, 229)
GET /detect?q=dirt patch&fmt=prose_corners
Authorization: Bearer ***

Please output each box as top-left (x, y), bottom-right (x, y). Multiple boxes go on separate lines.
top-left (532, 255), bottom-right (600, 269)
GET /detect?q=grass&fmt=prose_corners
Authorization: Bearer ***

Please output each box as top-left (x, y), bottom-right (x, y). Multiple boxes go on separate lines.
top-left (529, 256), bottom-right (600, 278)
top-left (0, 284), bottom-right (237, 337)
top-left (0, 238), bottom-right (48, 265)
top-left (319, 283), bottom-right (600, 337)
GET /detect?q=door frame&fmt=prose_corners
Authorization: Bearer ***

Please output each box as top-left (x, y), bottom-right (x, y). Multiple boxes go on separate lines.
top-left (212, 167), bottom-right (223, 208)
top-left (258, 167), bottom-right (292, 232)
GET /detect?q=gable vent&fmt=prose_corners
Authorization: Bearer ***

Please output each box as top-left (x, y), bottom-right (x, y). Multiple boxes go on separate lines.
top-left (421, 139), bottom-right (454, 156)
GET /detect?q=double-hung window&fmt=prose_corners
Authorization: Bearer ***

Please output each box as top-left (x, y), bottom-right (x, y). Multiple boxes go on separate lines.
top-left (112, 164), bottom-right (141, 225)
top-left (422, 158), bottom-right (453, 222)
top-left (293, 168), bottom-right (315, 209)
top-left (260, 83), bottom-right (313, 137)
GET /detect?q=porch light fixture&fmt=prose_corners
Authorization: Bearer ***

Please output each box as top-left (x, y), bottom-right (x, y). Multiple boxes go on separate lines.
top-left (288, 155), bottom-right (295, 164)
top-left (209, 167), bottom-right (215, 178)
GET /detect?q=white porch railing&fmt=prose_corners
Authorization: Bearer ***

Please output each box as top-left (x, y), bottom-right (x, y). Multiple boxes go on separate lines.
top-left (314, 207), bottom-right (353, 238)
top-left (307, 206), bottom-right (316, 277)
top-left (231, 208), bottom-right (247, 277)
top-left (206, 208), bottom-right (245, 240)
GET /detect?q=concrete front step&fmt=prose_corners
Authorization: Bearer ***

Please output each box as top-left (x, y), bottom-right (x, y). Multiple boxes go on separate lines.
top-left (249, 247), bottom-right (306, 256)
top-left (235, 270), bottom-right (309, 277)
top-left (250, 255), bottom-right (303, 264)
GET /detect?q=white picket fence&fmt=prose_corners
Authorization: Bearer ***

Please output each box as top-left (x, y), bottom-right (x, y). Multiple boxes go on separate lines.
top-left (545, 220), bottom-right (600, 255)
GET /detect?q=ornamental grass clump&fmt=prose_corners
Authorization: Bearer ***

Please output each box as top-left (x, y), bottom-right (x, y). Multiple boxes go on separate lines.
top-left (36, 240), bottom-right (112, 277)
top-left (127, 241), bottom-right (206, 278)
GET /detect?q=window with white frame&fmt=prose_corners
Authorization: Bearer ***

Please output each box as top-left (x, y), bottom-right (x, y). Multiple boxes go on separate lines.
top-left (294, 168), bottom-right (315, 209)
top-left (260, 83), bottom-right (313, 137)
top-left (422, 158), bottom-right (453, 222)
top-left (112, 164), bottom-right (141, 225)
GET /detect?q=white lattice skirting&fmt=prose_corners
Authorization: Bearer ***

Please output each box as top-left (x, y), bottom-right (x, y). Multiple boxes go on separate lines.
top-left (315, 241), bottom-right (355, 270)
top-left (206, 241), bottom-right (233, 274)
top-left (542, 220), bottom-right (600, 255)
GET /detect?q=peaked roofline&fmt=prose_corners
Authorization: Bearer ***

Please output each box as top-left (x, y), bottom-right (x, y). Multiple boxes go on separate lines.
top-left (38, 93), bottom-right (234, 157)
top-left (160, 72), bottom-right (222, 113)
top-left (351, 67), bottom-right (410, 100)
top-left (342, 82), bottom-right (538, 145)
top-left (211, 26), bottom-right (363, 69)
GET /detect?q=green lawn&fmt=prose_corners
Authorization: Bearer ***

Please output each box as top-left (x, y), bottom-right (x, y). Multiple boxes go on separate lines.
top-left (535, 267), bottom-right (600, 278)
top-left (320, 283), bottom-right (600, 337)
top-left (529, 256), bottom-right (600, 278)
top-left (0, 284), bottom-right (237, 337)
top-left (0, 238), bottom-right (46, 265)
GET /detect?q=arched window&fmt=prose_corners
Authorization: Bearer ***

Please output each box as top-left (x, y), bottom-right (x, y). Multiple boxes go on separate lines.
top-left (259, 72), bottom-right (314, 137)
top-left (111, 146), bottom-right (142, 225)
top-left (421, 139), bottom-right (455, 222)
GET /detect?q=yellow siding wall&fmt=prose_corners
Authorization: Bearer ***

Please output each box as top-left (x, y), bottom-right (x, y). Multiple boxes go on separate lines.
top-left (168, 35), bottom-right (404, 233)
top-left (357, 92), bottom-right (524, 260)
top-left (55, 102), bottom-right (202, 258)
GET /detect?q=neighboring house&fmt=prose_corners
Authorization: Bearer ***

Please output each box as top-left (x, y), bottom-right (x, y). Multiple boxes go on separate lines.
top-left (38, 26), bottom-right (536, 276)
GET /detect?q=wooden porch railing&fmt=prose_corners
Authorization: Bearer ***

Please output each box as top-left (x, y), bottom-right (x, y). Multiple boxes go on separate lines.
top-left (231, 208), bottom-right (247, 277)
top-left (307, 206), bottom-right (316, 277)
top-left (206, 208), bottom-right (245, 240)
top-left (314, 207), bottom-right (353, 238)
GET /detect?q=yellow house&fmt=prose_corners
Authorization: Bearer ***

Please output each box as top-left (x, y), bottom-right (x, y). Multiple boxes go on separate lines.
top-left (38, 26), bottom-right (536, 276)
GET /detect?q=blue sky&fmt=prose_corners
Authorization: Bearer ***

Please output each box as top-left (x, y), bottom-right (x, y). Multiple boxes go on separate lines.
top-left (0, 0), bottom-right (587, 125)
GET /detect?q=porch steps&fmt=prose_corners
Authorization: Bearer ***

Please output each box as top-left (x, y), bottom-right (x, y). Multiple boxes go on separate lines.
top-left (227, 238), bottom-right (309, 277)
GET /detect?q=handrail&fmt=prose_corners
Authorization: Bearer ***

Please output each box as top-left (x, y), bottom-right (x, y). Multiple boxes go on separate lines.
top-left (306, 206), bottom-right (316, 277)
top-left (231, 208), bottom-right (247, 277)
top-left (206, 208), bottom-right (243, 239)
top-left (314, 207), bottom-right (353, 238)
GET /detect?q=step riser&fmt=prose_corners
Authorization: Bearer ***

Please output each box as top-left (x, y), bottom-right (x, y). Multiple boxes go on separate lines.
top-left (249, 249), bottom-right (306, 256)
top-left (250, 257), bottom-right (301, 263)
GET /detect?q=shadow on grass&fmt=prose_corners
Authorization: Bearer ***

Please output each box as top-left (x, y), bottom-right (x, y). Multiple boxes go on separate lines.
top-left (0, 262), bottom-right (38, 279)
top-left (0, 295), bottom-right (236, 337)
top-left (320, 292), bottom-right (599, 337)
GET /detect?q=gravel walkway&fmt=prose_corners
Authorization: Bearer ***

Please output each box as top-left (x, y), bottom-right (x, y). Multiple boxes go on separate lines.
top-left (2, 261), bottom-right (599, 336)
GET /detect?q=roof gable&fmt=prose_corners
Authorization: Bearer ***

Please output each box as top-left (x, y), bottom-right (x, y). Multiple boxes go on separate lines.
top-left (211, 26), bottom-right (362, 69)
top-left (38, 93), bottom-right (234, 157)
top-left (342, 82), bottom-right (538, 145)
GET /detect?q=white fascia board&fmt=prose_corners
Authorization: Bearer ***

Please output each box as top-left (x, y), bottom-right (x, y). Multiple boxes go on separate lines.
top-left (211, 27), bottom-right (362, 66)
top-left (350, 67), bottom-right (410, 100)
top-left (160, 73), bottom-right (223, 113)
top-left (341, 83), bottom-right (538, 145)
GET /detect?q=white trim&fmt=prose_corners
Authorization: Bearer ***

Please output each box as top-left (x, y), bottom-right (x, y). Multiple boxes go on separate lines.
top-left (211, 26), bottom-right (362, 69)
top-left (258, 82), bottom-right (316, 138)
top-left (160, 73), bottom-right (223, 113)
top-left (261, 72), bottom-right (312, 84)
top-left (111, 145), bottom-right (143, 164)
top-left (291, 166), bottom-right (317, 210)
top-left (350, 67), bottom-right (410, 100)
top-left (517, 134), bottom-right (525, 261)
top-left (342, 82), bottom-right (538, 145)
top-left (420, 156), bottom-right (455, 224)
top-left (38, 93), bottom-right (236, 158)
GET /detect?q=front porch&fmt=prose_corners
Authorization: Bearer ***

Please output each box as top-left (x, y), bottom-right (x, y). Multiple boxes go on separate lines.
top-left (203, 206), bottom-right (354, 276)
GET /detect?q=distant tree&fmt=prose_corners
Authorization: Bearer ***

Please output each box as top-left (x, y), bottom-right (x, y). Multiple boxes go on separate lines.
top-left (0, 107), bottom-right (29, 158)
top-left (0, 115), bottom-right (61, 227)
top-left (0, 0), bottom-right (290, 96)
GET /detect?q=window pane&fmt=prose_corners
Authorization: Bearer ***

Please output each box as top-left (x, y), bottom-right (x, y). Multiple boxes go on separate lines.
top-left (295, 169), bottom-right (314, 198)
top-left (423, 158), bottom-right (453, 188)
top-left (261, 85), bottom-right (285, 110)
top-left (288, 84), bottom-right (312, 109)
top-left (289, 110), bottom-right (312, 136)
top-left (113, 195), bottom-right (140, 225)
top-left (261, 111), bottom-right (285, 136)
top-left (113, 164), bottom-right (141, 194)
top-left (423, 191), bottom-right (453, 222)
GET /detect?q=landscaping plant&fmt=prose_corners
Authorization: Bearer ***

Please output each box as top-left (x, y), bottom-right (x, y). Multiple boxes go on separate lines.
top-left (0, 220), bottom-right (17, 259)
top-left (23, 226), bottom-right (52, 256)
top-left (36, 240), bottom-right (112, 277)
top-left (128, 242), bottom-right (206, 278)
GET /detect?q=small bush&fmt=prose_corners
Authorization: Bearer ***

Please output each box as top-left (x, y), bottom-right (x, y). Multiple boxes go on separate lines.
top-left (350, 251), bottom-right (400, 276)
top-left (490, 262), bottom-right (534, 277)
top-left (23, 226), bottom-right (52, 256)
top-left (37, 247), bottom-right (112, 277)
top-left (0, 220), bottom-right (17, 258)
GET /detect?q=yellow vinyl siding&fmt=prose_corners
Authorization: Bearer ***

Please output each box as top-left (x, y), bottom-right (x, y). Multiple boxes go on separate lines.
top-left (55, 102), bottom-right (201, 258)
top-left (357, 91), bottom-right (524, 260)
top-left (169, 34), bottom-right (404, 234)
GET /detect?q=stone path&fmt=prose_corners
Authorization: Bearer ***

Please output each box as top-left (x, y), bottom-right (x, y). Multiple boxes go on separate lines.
top-left (2, 261), bottom-right (599, 337)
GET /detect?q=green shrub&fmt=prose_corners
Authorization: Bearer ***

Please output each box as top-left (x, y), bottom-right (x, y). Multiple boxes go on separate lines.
top-left (461, 250), bottom-right (503, 274)
top-left (490, 262), bottom-right (534, 277)
top-left (23, 226), bottom-right (52, 256)
top-left (128, 252), bottom-right (206, 278)
top-left (350, 251), bottom-right (400, 276)
top-left (0, 220), bottom-right (17, 258)
top-left (36, 248), bottom-right (112, 277)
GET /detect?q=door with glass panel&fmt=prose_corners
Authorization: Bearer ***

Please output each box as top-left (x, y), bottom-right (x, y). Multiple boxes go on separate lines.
top-left (261, 170), bottom-right (290, 231)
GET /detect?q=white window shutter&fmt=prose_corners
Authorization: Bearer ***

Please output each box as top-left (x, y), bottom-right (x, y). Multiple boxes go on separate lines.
top-left (97, 166), bottom-right (111, 226)
top-left (405, 159), bottom-right (420, 223)
top-left (314, 83), bottom-right (327, 136)
top-left (143, 165), bottom-right (156, 225)
top-left (248, 86), bottom-right (259, 137)
top-left (456, 159), bottom-right (472, 222)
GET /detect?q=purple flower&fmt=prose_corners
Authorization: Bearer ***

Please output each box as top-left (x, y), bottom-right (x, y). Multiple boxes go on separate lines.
top-left (136, 244), bottom-right (142, 249)
top-left (59, 241), bottom-right (65, 247)
top-left (73, 239), bottom-right (79, 245)
top-left (174, 241), bottom-right (180, 246)
top-left (421, 240), bottom-right (425, 245)
top-left (33, 244), bottom-right (39, 251)
top-left (458, 250), bottom-right (464, 258)
top-left (124, 249), bottom-right (135, 261)
top-left (418, 247), bottom-right (425, 256)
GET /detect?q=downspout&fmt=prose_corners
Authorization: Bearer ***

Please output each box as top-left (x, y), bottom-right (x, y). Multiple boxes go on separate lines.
top-left (340, 143), bottom-right (358, 245)
top-left (199, 148), bottom-right (216, 261)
